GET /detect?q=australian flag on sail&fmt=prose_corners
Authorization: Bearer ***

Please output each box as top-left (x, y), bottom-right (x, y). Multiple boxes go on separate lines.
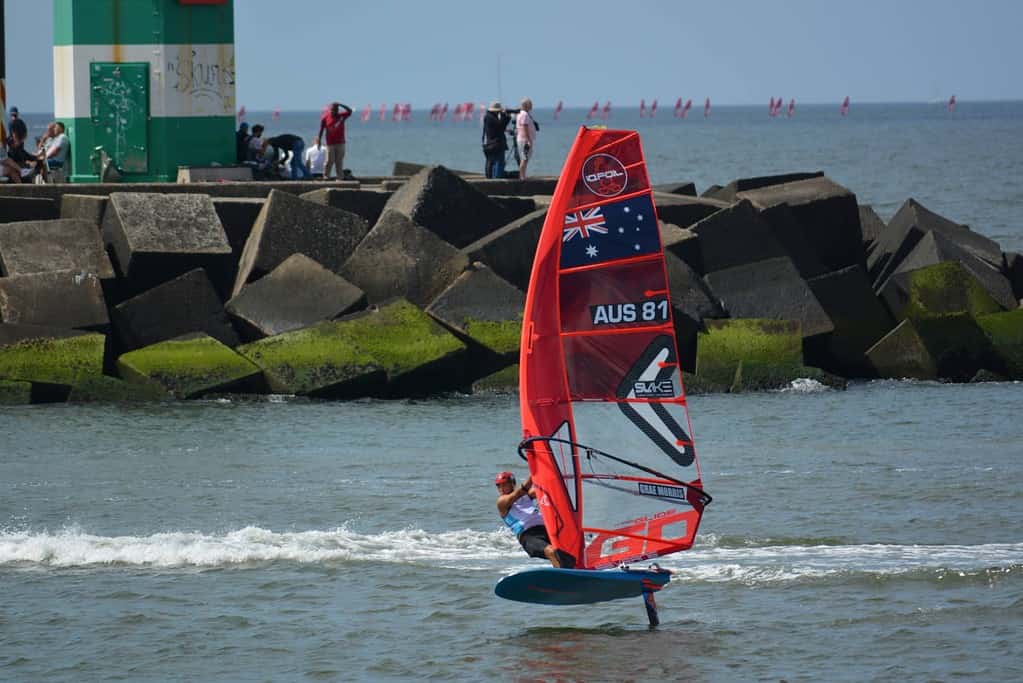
top-left (560, 193), bottom-right (661, 269)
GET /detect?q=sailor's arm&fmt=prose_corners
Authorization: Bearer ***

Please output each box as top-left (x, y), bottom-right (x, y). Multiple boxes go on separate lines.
top-left (496, 479), bottom-right (533, 517)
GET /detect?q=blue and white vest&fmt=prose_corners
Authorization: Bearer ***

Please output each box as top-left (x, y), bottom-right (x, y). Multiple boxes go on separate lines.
top-left (502, 495), bottom-right (544, 536)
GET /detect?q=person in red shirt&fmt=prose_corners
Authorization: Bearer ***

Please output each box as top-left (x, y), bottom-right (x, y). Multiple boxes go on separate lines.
top-left (317, 101), bottom-right (353, 179)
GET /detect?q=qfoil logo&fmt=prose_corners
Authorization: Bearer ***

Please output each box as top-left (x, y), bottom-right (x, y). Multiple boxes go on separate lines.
top-left (581, 154), bottom-right (628, 197)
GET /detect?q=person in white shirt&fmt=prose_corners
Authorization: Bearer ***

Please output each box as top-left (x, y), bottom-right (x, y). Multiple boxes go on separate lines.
top-left (43, 122), bottom-right (70, 170)
top-left (304, 136), bottom-right (327, 178)
top-left (515, 98), bottom-right (537, 180)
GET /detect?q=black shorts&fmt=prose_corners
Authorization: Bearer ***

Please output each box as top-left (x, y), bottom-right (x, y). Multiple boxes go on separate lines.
top-left (517, 525), bottom-right (551, 559)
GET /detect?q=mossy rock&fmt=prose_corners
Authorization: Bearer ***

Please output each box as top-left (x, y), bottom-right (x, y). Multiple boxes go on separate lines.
top-left (0, 379), bottom-right (32, 405)
top-left (914, 313), bottom-right (994, 381)
top-left (67, 375), bottom-right (171, 402)
top-left (695, 318), bottom-right (803, 387)
top-left (463, 319), bottom-right (521, 357)
top-left (117, 333), bottom-right (263, 399)
top-left (238, 319), bottom-right (382, 395)
top-left (976, 309), bottom-right (1023, 378)
top-left (0, 332), bottom-right (105, 385)
top-left (472, 364), bottom-right (519, 393)
top-left (680, 372), bottom-right (728, 395)
top-left (866, 319), bottom-right (938, 380)
top-left (899, 261), bottom-right (1002, 320)
top-left (730, 360), bottom-right (846, 393)
top-left (969, 368), bottom-right (1008, 383)
top-left (239, 298), bottom-right (467, 397)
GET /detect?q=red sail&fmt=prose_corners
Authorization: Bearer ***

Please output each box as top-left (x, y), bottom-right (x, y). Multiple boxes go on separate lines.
top-left (519, 128), bottom-right (709, 570)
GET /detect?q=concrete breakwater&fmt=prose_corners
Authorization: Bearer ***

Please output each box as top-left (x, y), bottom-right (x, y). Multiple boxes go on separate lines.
top-left (0, 164), bottom-right (1020, 404)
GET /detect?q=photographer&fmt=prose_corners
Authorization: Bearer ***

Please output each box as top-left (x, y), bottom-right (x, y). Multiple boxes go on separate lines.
top-left (482, 101), bottom-right (517, 179)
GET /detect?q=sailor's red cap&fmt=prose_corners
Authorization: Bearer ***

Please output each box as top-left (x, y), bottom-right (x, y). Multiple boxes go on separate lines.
top-left (494, 471), bottom-right (514, 485)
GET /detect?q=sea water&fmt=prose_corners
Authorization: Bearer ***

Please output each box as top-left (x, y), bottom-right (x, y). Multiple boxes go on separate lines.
top-left (1, 381), bottom-right (1021, 682)
top-left (3, 102), bottom-right (1021, 681)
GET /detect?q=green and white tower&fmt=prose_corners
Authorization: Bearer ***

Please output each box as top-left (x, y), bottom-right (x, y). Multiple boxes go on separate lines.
top-left (54, 0), bottom-right (236, 182)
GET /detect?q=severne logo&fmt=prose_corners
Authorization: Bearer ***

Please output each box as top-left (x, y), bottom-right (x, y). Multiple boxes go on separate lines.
top-left (581, 154), bottom-right (628, 197)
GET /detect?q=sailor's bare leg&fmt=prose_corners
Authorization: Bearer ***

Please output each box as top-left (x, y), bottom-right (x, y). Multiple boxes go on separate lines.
top-left (543, 544), bottom-right (561, 568)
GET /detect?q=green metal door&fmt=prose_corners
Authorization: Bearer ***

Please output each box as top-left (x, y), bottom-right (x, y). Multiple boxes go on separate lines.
top-left (90, 62), bottom-right (150, 173)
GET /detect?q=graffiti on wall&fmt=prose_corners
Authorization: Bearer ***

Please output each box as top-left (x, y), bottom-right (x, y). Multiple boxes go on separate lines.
top-left (165, 46), bottom-right (236, 115)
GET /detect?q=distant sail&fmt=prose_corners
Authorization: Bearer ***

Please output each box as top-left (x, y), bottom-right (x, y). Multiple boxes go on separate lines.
top-left (361, 104), bottom-right (371, 122)
top-left (787, 99), bottom-right (795, 118)
top-left (650, 99), bottom-right (657, 117)
top-left (639, 98), bottom-right (646, 118)
top-left (588, 101), bottom-right (600, 119)
top-left (602, 100), bottom-right (612, 120)
top-left (841, 96), bottom-right (850, 116)
top-left (379, 103), bottom-right (388, 121)
top-left (948, 94), bottom-right (956, 112)
top-left (769, 97), bottom-right (776, 116)
top-left (673, 97), bottom-right (682, 118)
top-left (271, 107), bottom-right (281, 121)
top-left (554, 100), bottom-right (564, 120)
top-left (704, 98), bottom-right (710, 117)
top-left (681, 99), bottom-right (692, 120)
top-left (237, 105), bottom-right (246, 122)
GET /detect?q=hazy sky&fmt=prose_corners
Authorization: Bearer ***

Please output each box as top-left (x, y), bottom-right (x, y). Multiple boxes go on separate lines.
top-left (3, 0), bottom-right (1020, 112)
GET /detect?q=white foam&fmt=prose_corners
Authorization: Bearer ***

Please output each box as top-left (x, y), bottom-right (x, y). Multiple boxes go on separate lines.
top-left (2, 528), bottom-right (1020, 583)
top-left (0, 526), bottom-right (518, 570)
top-left (780, 378), bottom-right (830, 393)
top-left (659, 542), bottom-right (1023, 584)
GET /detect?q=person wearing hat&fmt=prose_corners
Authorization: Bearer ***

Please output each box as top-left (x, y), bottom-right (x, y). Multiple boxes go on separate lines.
top-left (481, 101), bottom-right (515, 179)
top-left (494, 471), bottom-right (565, 567)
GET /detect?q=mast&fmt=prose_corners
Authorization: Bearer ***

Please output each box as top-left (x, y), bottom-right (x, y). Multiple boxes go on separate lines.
top-left (1, 0), bottom-right (7, 150)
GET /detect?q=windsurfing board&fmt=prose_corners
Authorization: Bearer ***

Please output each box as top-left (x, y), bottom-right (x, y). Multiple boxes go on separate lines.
top-left (495, 567), bottom-right (671, 606)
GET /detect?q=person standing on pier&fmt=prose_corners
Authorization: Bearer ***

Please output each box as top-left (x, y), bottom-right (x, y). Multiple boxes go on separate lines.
top-left (317, 101), bottom-right (353, 179)
top-left (482, 101), bottom-right (513, 179)
top-left (515, 98), bottom-right (537, 179)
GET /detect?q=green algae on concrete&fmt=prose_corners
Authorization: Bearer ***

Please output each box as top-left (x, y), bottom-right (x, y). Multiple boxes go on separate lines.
top-left (695, 319), bottom-right (803, 389)
top-left (865, 319), bottom-right (937, 380)
top-left (0, 379), bottom-right (32, 405)
top-left (0, 333), bottom-right (105, 385)
top-left (67, 375), bottom-right (171, 402)
top-left (472, 363), bottom-right (519, 393)
top-left (118, 333), bottom-right (262, 399)
top-left (976, 309), bottom-right (1023, 378)
top-left (911, 312), bottom-right (994, 381)
top-left (897, 262), bottom-right (1002, 321)
top-left (239, 299), bottom-right (467, 397)
top-left (463, 319), bottom-right (521, 357)
top-left (238, 319), bottom-right (384, 396)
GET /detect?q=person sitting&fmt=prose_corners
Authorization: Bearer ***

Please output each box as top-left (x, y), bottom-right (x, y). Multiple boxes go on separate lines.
top-left (41, 122), bottom-right (70, 173)
top-left (495, 471), bottom-right (571, 568)
top-left (2, 118), bottom-right (45, 184)
top-left (247, 124), bottom-right (266, 161)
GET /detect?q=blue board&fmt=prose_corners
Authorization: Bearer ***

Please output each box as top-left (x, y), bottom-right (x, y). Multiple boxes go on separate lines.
top-left (494, 567), bottom-right (671, 605)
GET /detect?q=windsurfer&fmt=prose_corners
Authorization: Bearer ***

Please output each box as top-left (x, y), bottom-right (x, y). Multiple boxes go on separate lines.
top-left (495, 471), bottom-right (564, 568)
